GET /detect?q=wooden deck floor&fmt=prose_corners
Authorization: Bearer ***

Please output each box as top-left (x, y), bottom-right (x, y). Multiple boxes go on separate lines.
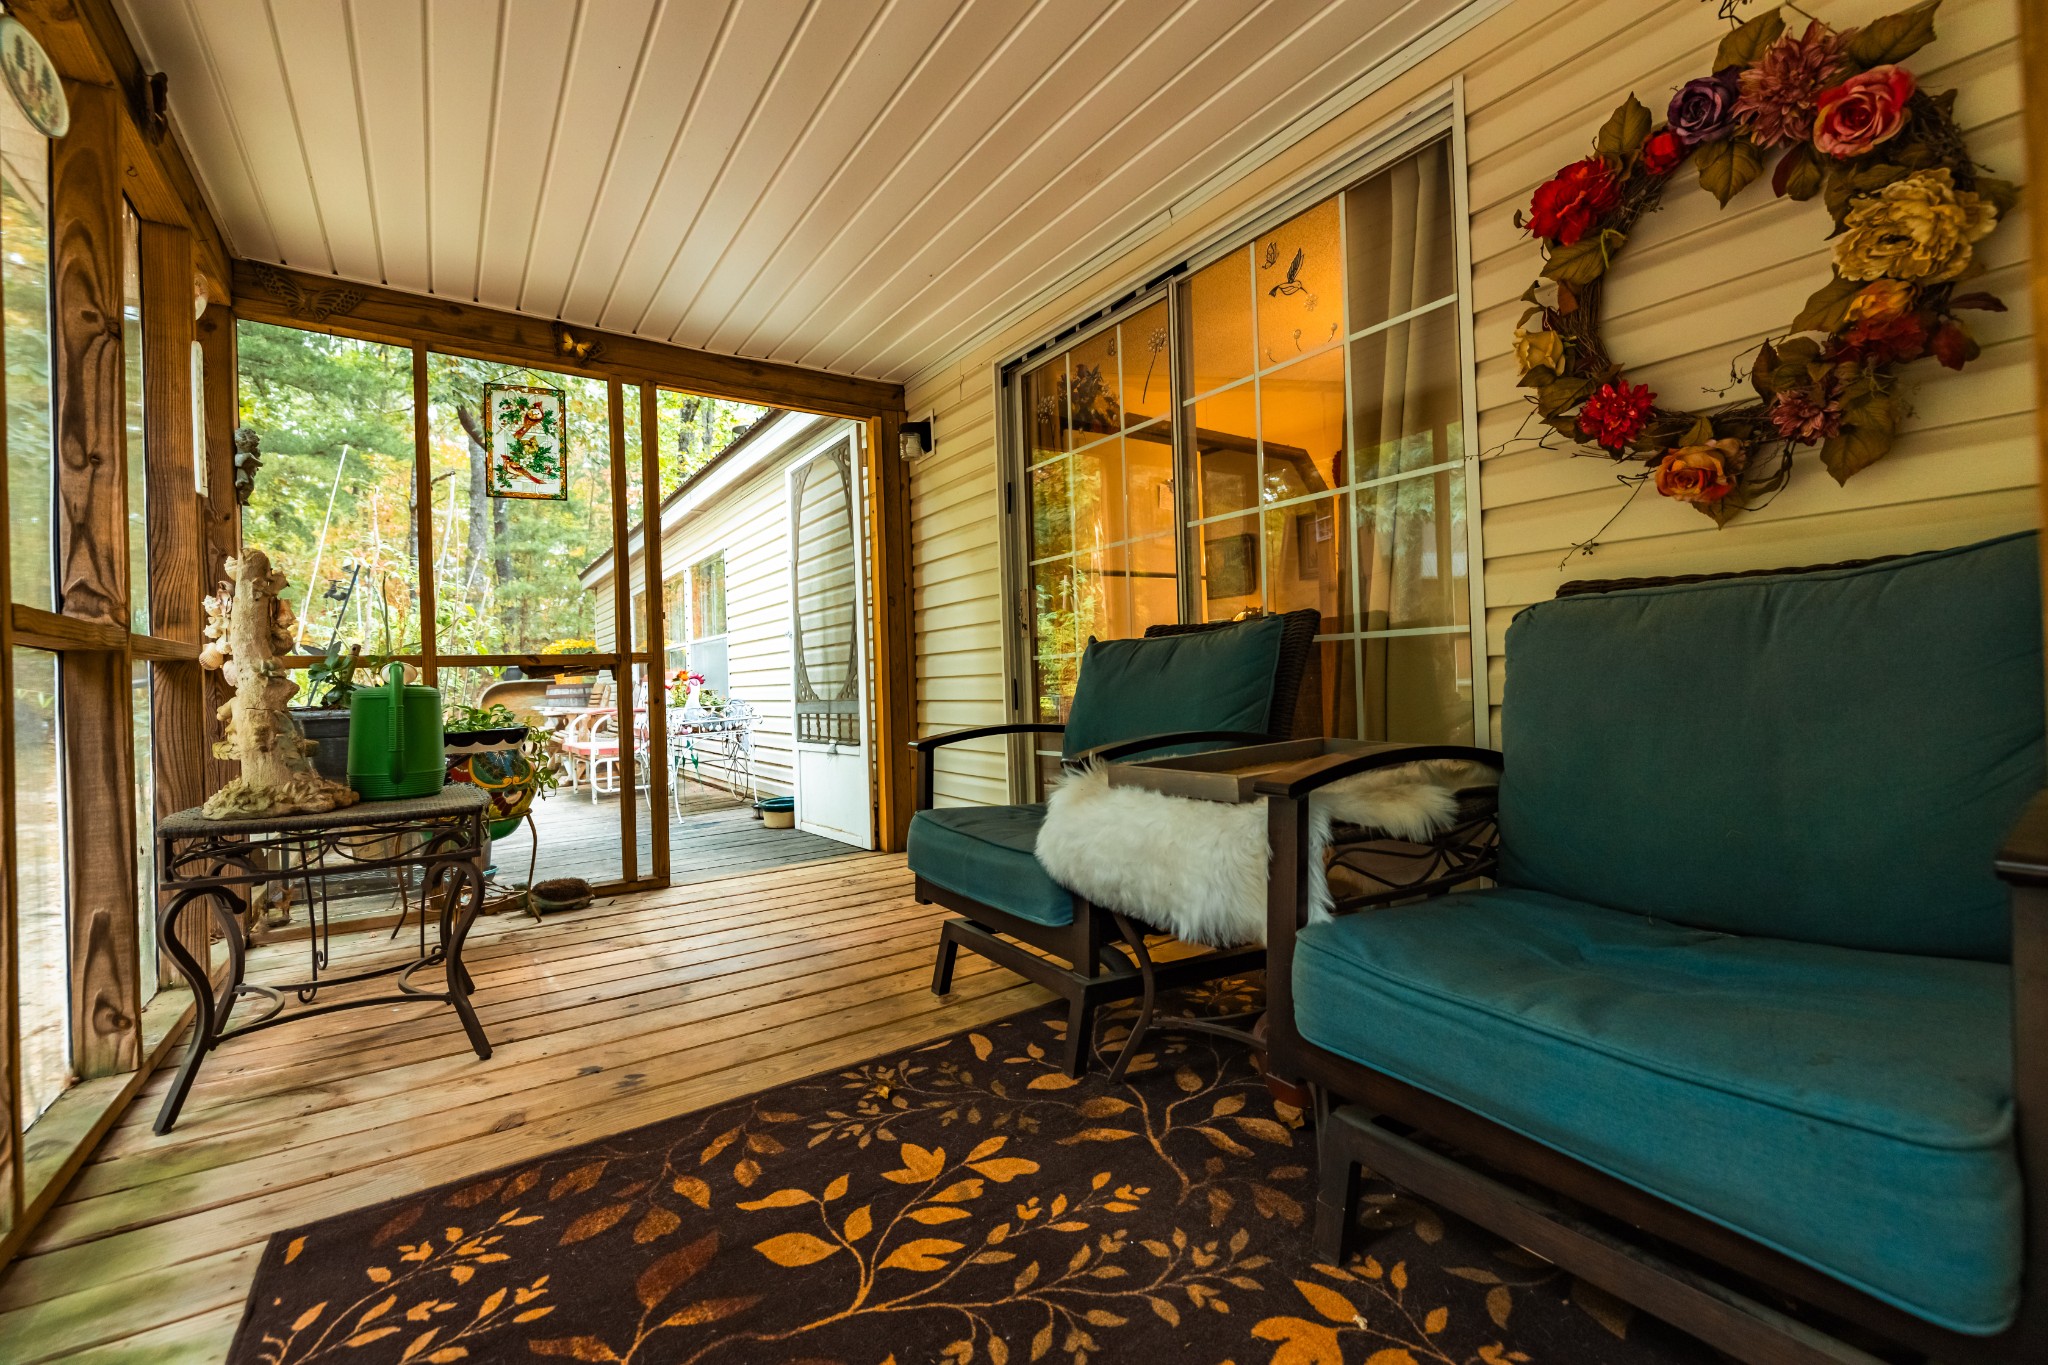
top-left (263, 784), bottom-right (857, 935)
top-left (0, 855), bottom-right (1056, 1361)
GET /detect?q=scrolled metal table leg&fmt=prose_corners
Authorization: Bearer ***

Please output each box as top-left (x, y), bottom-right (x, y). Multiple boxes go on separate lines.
top-left (441, 856), bottom-right (493, 1061)
top-left (154, 886), bottom-right (243, 1134)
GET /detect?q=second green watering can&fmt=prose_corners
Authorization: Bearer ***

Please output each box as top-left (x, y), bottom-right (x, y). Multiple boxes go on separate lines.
top-left (348, 663), bottom-right (445, 800)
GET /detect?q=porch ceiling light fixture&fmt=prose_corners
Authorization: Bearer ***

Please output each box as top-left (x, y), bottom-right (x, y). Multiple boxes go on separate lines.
top-left (899, 418), bottom-right (934, 460)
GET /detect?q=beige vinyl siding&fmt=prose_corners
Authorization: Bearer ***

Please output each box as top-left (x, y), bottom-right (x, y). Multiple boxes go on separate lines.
top-left (909, 373), bottom-right (1011, 806)
top-left (907, 0), bottom-right (2034, 781)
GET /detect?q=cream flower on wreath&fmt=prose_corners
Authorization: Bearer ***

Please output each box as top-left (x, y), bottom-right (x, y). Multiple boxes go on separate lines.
top-left (1513, 326), bottom-right (1565, 376)
top-left (1833, 168), bottom-right (1997, 284)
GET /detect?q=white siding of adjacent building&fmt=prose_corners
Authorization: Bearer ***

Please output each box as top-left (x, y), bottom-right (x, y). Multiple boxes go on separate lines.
top-left (904, 0), bottom-right (2034, 803)
top-left (589, 417), bottom-right (862, 800)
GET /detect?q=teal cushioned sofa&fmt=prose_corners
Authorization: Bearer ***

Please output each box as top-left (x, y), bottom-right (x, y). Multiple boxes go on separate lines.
top-left (1260, 533), bottom-right (2047, 1363)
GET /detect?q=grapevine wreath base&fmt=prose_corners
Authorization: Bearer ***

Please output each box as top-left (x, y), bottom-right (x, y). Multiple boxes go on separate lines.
top-left (1514, 0), bottom-right (2013, 525)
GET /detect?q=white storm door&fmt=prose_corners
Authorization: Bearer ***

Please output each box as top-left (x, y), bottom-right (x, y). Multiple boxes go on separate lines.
top-left (786, 434), bottom-right (874, 848)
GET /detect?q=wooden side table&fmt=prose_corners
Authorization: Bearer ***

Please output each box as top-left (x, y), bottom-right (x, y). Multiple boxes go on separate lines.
top-left (152, 786), bottom-right (495, 1133)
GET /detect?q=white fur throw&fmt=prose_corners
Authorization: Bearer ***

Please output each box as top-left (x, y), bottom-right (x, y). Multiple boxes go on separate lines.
top-left (1033, 760), bottom-right (1490, 948)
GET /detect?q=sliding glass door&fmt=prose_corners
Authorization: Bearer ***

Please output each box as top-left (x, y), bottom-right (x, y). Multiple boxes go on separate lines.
top-left (1012, 132), bottom-right (1481, 767)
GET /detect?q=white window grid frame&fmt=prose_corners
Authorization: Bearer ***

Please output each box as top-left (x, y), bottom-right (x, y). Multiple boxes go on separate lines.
top-left (996, 83), bottom-right (1488, 796)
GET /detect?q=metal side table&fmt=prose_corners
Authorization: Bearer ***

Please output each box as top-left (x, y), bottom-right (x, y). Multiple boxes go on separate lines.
top-left (152, 786), bottom-right (495, 1133)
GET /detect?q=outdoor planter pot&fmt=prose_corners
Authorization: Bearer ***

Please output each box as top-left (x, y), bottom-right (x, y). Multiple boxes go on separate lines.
top-left (444, 727), bottom-right (541, 839)
top-left (289, 707), bottom-right (352, 784)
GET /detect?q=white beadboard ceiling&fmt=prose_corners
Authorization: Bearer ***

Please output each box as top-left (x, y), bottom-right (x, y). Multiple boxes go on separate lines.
top-left (118, 0), bottom-right (1485, 384)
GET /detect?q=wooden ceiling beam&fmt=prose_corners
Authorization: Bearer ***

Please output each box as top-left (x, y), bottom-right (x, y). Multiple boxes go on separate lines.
top-left (12, 0), bottom-right (232, 301)
top-left (231, 259), bottom-right (906, 421)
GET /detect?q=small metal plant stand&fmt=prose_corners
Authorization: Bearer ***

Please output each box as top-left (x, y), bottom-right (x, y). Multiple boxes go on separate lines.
top-left (152, 786), bottom-right (495, 1133)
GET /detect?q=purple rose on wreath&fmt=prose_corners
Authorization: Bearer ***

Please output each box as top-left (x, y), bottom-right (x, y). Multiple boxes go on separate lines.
top-left (1669, 68), bottom-right (1741, 146)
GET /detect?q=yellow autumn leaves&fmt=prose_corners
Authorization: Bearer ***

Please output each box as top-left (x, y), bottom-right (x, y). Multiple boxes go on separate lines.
top-left (747, 1136), bottom-right (1044, 1272)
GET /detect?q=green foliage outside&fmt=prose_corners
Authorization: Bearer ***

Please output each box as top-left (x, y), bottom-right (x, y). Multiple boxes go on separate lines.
top-left (236, 322), bottom-right (764, 676)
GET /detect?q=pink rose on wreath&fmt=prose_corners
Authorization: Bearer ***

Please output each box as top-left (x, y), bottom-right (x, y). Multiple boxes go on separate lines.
top-left (1526, 157), bottom-right (1623, 246)
top-left (1813, 65), bottom-right (1916, 158)
top-left (1577, 379), bottom-right (1655, 452)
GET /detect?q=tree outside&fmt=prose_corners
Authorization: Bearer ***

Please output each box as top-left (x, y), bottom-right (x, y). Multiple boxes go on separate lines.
top-left (237, 322), bottom-right (764, 671)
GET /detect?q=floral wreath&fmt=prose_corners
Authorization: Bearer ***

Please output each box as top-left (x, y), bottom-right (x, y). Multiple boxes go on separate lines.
top-left (1514, 0), bottom-right (2014, 525)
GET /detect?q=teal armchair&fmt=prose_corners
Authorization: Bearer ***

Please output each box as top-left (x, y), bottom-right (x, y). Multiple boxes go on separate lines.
top-left (1260, 533), bottom-right (2047, 1363)
top-left (909, 610), bottom-right (1319, 1076)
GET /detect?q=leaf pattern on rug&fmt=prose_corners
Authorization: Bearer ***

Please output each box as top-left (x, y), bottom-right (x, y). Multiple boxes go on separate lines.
top-left (232, 994), bottom-right (1715, 1365)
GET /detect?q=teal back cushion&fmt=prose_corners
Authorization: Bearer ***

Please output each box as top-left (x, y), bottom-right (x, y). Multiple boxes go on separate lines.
top-left (1499, 532), bottom-right (2044, 961)
top-left (1061, 616), bottom-right (1286, 760)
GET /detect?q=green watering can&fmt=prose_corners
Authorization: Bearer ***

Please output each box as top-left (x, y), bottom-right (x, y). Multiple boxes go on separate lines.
top-left (348, 663), bottom-right (445, 800)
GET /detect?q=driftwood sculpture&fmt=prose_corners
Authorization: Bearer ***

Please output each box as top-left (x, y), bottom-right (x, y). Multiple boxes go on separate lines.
top-left (199, 549), bottom-right (359, 818)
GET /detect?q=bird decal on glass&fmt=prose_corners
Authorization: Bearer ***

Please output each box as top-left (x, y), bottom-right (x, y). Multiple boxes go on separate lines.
top-left (1267, 247), bottom-right (1318, 313)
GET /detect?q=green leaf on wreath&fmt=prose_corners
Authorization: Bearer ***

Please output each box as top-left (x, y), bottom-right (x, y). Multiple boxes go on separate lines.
top-left (1772, 143), bottom-right (1825, 201)
top-left (1681, 416), bottom-right (1716, 447)
top-left (1791, 274), bottom-right (1863, 334)
top-left (1751, 341), bottom-right (1781, 399)
top-left (1845, 0), bottom-right (1940, 69)
top-left (1541, 237), bottom-right (1611, 287)
top-left (1714, 7), bottom-right (1786, 69)
top-left (1517, 365), bottom-right (1557, 391)
top-left (1536, 375), bottom-right (1595, 417)
top-left (1696, 138), bottom-right (1763, 207)
top-left (1820, 387), bottom-right (1903, 484)
top-left (1974, 178), bottom-right (2020, 217)
top-left (1594, 95), bottom-right (1652, 163)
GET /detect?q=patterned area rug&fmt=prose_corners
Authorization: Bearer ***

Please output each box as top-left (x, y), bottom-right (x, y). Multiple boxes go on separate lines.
top-left (231, 988), bottom-right (1718, 1364)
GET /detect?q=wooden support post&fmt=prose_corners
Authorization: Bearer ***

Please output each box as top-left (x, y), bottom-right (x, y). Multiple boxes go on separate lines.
top-left (413, 345), bottom-right (436, 686)
top-left (140, 222), bottom-right (203, 980)
top-left (608, 380), bottom-right (637, 883)
top-left (52, 82), bottom-right (127, 629)
top-left (2021, 0), bottom-right (2048, 682)
top-left (51, 80), bottom-right (141, 1077)
top-left (196, 303), bottom-right (239, 797)
top-left (639, 384), bottom-right (669, 882)
top-left (865, 411), bottom-right (915, 851)
top-left (0, 191), bottom-right (19, 1250)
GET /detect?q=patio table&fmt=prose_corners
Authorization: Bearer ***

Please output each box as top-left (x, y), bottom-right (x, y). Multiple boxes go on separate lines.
top-left (150, 787), bottom-right (494, 1133)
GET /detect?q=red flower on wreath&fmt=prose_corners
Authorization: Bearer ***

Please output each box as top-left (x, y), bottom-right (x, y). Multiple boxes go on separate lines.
top-left (1527, 157), bottom-right (1622, 246)
top-left (1640, 129), bottom-right (1686, 177)
top-left (1834, 312), bottom-right (1929, 364)
top-left (1577, 379), bottom-right (1655, 451)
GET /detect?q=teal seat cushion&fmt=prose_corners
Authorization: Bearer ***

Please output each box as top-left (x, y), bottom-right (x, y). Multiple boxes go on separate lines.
top-left (1293, 888), bottom-right (2021, 1335)
top-left (907, 805), bottom-right (1073, 927)
top-left (1061, 615), bottom-right (1286, 760)
top-left (1499, 531), bottom-right (2043, 960)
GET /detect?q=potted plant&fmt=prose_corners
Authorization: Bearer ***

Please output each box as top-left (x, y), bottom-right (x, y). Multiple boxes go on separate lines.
top-left (290, 641), bottom-right (393, 782)
top-left (443, 701), bottom-right (560, 838)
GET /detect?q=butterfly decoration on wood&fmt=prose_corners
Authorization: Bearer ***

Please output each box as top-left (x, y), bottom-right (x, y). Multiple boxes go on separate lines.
top-left (553, 322), bottom-right (604, 367)
top-left (251, 262), bottom-right (363, 323)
